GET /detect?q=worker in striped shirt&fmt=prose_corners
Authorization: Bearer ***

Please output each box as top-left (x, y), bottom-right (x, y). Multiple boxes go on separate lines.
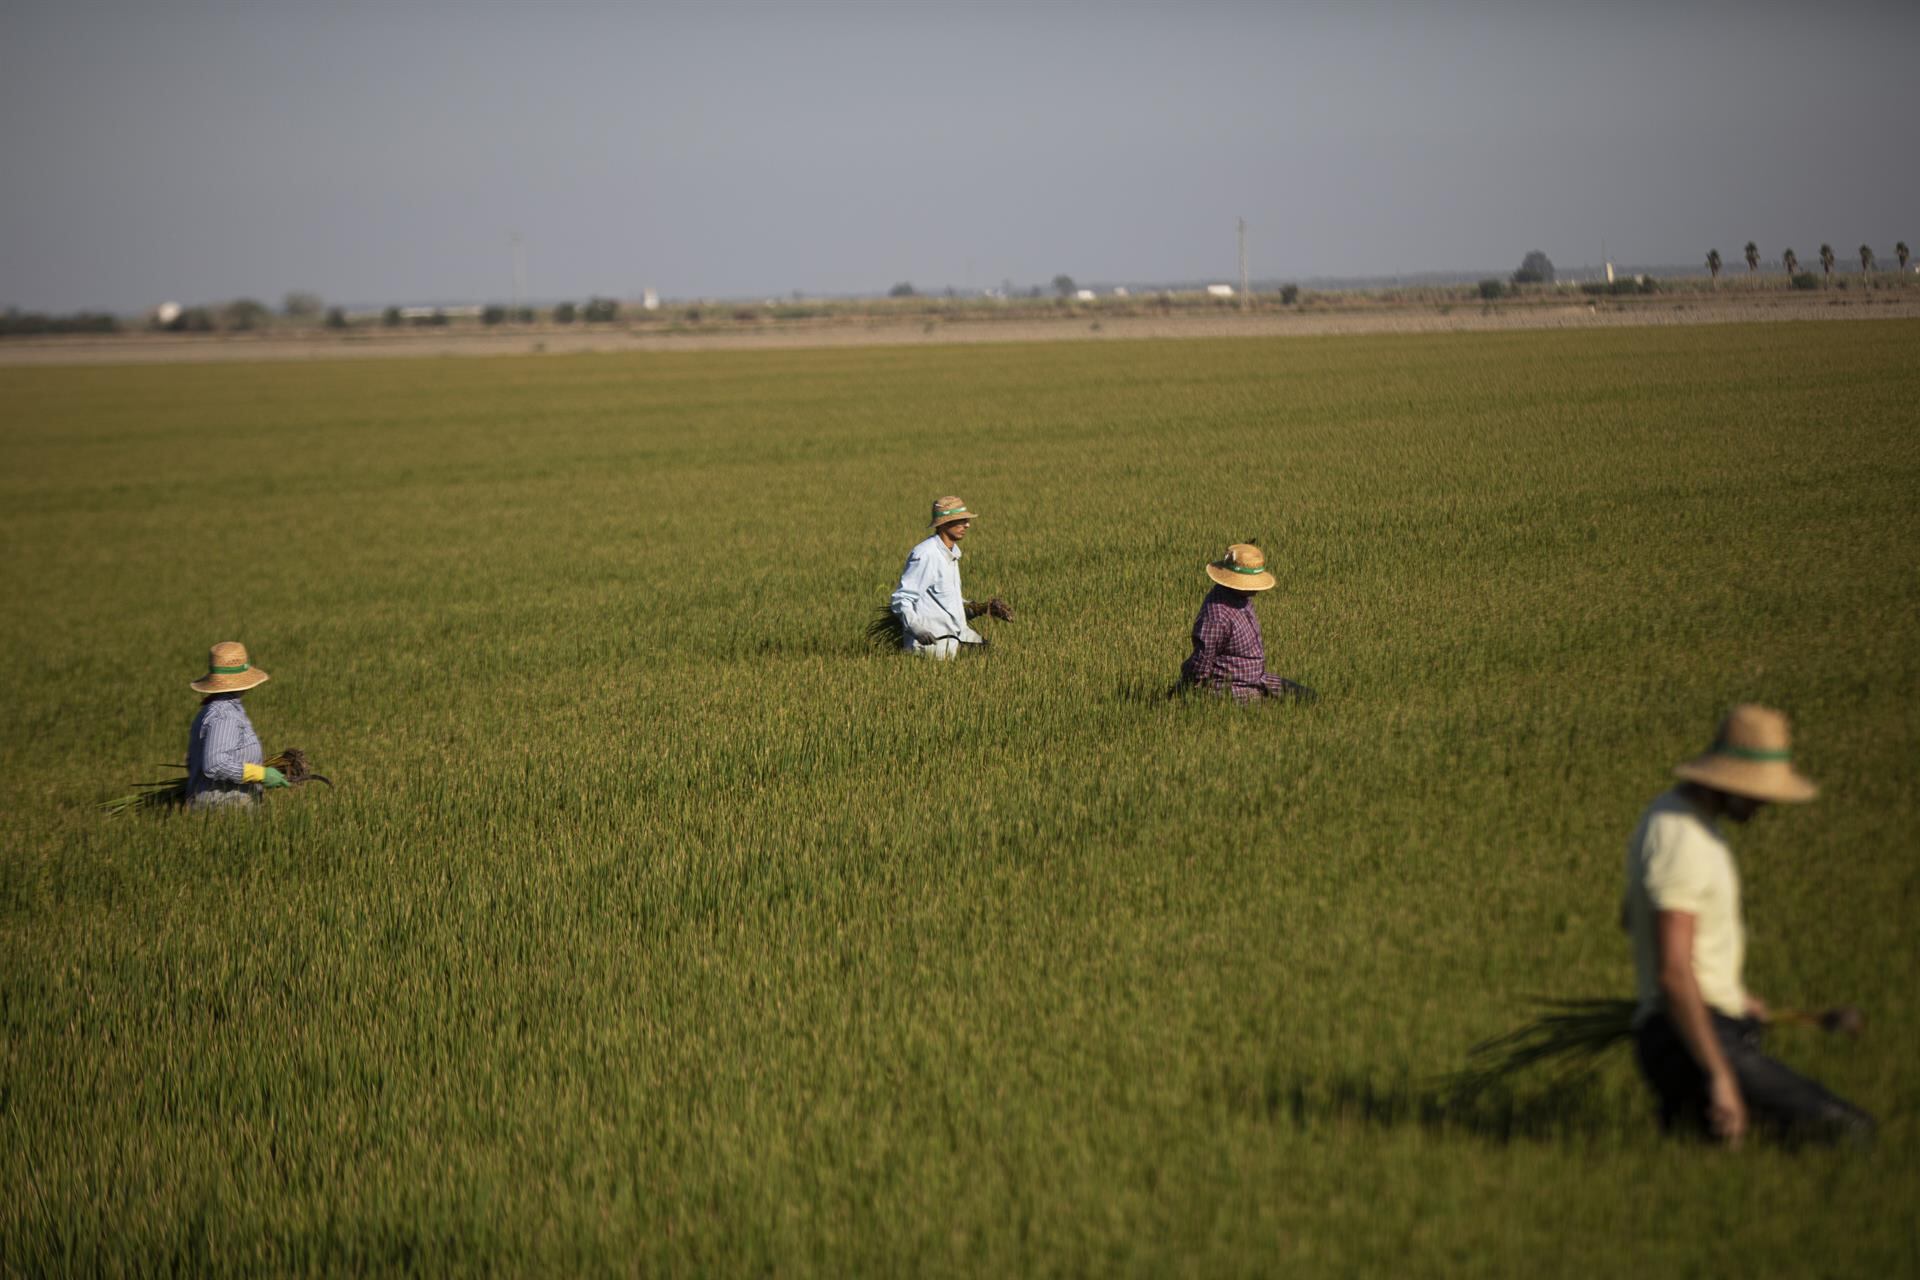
top-left (185, 641), bottom-right (288, 809)
top-left (1179, 543), bottom-right (1316, 704)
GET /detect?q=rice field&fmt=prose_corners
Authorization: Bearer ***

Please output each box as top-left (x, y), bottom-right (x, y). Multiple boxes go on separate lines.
top-left (2, 321), bottom-right (1916, 1275)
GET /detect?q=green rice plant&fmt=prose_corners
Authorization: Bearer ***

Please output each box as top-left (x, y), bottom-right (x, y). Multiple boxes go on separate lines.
top-left (3, 321), bottom-right (1916, 1275)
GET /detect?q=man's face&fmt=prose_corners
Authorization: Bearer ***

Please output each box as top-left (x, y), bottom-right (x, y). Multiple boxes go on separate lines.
top-left (1723, 794), bottom-right (1766, 824)
top-left (942, 519), bottom-right (970, 543)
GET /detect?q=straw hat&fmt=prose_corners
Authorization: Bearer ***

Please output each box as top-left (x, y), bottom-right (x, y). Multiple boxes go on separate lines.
top-left (190, 641), bottom-right (270, 694)
top-left (930, 496), bottom-right (977, 529)
top-left (1673, 704), bottom-right (1818, 804)
top-left (1205, 543), bottom-right (1276, 592)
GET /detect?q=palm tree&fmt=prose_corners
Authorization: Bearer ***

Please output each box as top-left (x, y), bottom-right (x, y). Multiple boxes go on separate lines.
top-left (1783, 248), bottom-right (1799, 276)
top-left (1744, 242), bottom-right (1759, 273)
top-left (1819, 243), bottom-right (1836, 279)
top-left (1706, 249), bottom-right (1722, 284)
top-left (1859, 244), bottom-right (1874, 273)
top-left (1899, 242), bottom-right (1911, 271)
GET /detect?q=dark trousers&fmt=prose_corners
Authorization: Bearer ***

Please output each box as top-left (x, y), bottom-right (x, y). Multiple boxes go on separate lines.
top-left (1634, 1011), bottom-right (1876, 1146)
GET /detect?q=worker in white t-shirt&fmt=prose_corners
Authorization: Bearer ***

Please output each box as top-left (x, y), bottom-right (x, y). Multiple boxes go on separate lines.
top-left (1622, 704), bottom-right (1874, 1147)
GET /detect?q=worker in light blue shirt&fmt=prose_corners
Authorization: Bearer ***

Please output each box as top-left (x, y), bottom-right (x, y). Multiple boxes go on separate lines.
top-left (185, 641), bottom-right (288, 808)
top-left (890, 495), bottom-right (1012, 658)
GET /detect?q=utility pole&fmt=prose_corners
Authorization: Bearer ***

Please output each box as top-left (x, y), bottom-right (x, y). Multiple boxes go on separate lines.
top-left (1238, 217), bottom-right (1249, 311)
top-left (511, 232), bottom-right (527, 311)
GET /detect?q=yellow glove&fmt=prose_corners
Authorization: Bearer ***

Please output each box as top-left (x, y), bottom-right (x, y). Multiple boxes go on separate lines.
top-left (242, 763), bottom-right (290, 788)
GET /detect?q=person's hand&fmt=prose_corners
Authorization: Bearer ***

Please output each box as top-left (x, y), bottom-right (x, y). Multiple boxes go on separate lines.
top-left (912, 628), bottom-right (936, 645)
top-left (1744, 994), bottom-right (1771, 1023)
top-left (1708, 1071), bottom-right (1747, 1148)
top-left (260, 766), bottom-right (290, 789)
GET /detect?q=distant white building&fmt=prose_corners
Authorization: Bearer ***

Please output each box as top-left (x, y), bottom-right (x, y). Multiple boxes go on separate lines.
top-left (642, 288), bottom-right (660, 311)
top-left (1075, 289), bottom-right (1096, 301)
top-left (152, 302), bottom-right (182, 326)
top-left (1112, 287), bottom-right (1129, 297)
top-left (399, 305), bottom-right (482, 320)
top-left (1206, 284), bottom-right (1235, 298)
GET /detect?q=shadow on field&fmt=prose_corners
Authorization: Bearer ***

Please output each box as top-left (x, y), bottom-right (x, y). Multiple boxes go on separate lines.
top-left (1114, 676), bottom-right (1181, 704)
top-left (1208, 1071), bottom-right (1629, 1145)
top-left (1111, 677), bottom-right (1323, 706)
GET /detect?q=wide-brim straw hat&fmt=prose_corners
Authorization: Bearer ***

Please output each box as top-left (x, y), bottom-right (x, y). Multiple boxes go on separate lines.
top-left (1205, 542), bottom-right (1276, 592)
top-left (930, 495), bottom-right (977, 529)
top-left (189, 641), bottom-right (270, 694)
top-left (1673, 703), bottom-right (1817, 804)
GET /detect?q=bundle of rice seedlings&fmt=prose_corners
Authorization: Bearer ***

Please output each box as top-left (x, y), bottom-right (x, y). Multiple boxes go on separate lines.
top-left (101, 747), bottom-right (331, 817)
top-left (1438, 997), bottom-right (1637, 1102)
top-left (267, 747), bottom-right (332, 788)
top-left (864, 605), bottom-right (905, 649)
top-left (1438, 996), bottom-right (1866, 1112)
top-left (99, 763), bottom-right (190, 817)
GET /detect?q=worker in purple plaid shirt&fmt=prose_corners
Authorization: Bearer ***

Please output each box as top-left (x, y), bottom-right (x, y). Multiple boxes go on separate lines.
top-left (1178, 543), bottom-right (1316, 704)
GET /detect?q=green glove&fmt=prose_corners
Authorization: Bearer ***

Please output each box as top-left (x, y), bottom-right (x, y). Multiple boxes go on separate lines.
top-left (260, 766), bottom-right (290, 789)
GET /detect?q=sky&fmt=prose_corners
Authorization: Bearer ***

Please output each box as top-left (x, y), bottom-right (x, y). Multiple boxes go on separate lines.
top-left (2, 0), bottom-right (1916, 312)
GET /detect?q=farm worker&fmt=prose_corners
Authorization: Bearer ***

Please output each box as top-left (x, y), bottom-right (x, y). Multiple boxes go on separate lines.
top-left (1177, 543), bottom-right (1316, 703)
top-left (889, 495), bottom-right (1012, 659)
top-left (1622, 705), bottom-right (1874, 1146)
top-left (184, 641), bottom-right (288, 809)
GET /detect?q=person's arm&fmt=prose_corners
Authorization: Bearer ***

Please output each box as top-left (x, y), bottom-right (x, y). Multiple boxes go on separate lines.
top-left (889, 553), bottom-right (946, 643)
top-left (1182, 604), bottom-right (1227, 685)
top-left (1656, 909), bottom-right (1747, 1147)
top-left (198, 709), bottom-right (249, 783)
top-left (201, 707), bottom-right (286, 788)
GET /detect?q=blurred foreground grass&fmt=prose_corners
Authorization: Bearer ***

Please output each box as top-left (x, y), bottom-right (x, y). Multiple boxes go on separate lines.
top-left (1, 323), bottom-right (1916, 1274)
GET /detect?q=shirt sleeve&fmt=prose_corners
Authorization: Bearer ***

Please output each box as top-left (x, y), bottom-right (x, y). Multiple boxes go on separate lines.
top-left (1182, 604), bottom-right (1226, 684)
top-left (1642, 821), bottom-right (1713, 916)
top-left (890, 550), bottom-right (943, 638)
top-left (197, 706), bottom-right (249, 783)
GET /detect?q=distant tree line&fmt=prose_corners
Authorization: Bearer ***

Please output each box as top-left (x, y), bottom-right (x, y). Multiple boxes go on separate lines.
top-left (0, 308), bottom-right (120, 336)
top-left (146, 299), bottom-right (275, 332)
top-left (1581, 278), bottom-right (1660, 297)
top-left (1704, 240), bottom-right (1910, 285)
top-left (546, 297), bottom-right (621, 324)
top-left (1500, 240), bottom-right (1913, 294)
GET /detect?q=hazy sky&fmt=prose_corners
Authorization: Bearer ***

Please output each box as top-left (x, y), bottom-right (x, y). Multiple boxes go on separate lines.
top-left (3, 0), bottom-right (1915, 311)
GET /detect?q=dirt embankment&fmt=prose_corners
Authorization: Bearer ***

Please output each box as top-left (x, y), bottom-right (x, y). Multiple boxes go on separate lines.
top-left (3, 291), bottom-right (1915, 367)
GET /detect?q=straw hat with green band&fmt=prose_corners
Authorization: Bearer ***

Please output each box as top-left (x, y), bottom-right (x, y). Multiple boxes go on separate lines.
top-left (190, 641), bottom-right (270, 694)
top-left (1204, 542), bottom-right (1276, 592)
top-left (929, 495), bottom-right (976, 529)
top-left (1673, 703), bottom-right (1817, 804)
